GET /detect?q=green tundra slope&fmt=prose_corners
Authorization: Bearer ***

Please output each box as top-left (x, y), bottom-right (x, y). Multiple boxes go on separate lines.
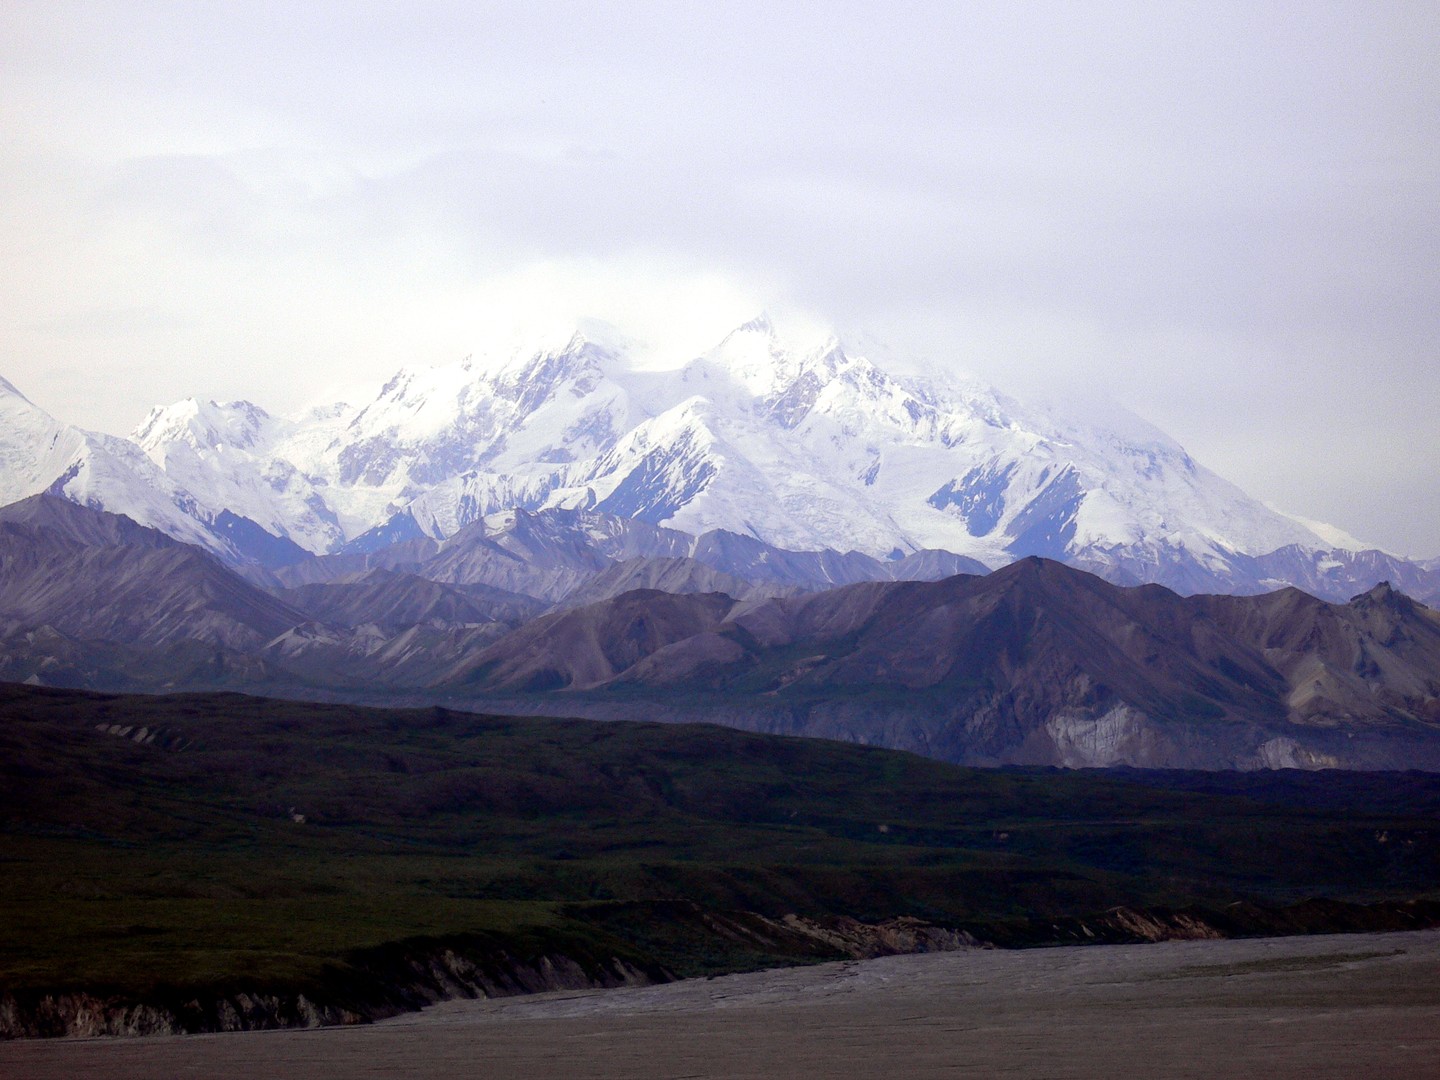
top-left (3, 682), bottom-right (1439, 1036)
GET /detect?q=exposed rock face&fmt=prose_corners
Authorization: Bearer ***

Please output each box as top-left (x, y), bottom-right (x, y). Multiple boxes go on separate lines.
top-left (0, 990), bottom-right (359, 1040)
top-left (1094, 908), bottom-right (1226, 943)
top-left (0, 948), bottom-right (661, 1040)
top-left (371, 948), bottom-right (657, 1006)
top-left (773, 915), bottom-right (982, 958)
top-left (1038, 704), bottom-right (1165, 768)
top-left (1255, 737), bottom-right (1341, 770)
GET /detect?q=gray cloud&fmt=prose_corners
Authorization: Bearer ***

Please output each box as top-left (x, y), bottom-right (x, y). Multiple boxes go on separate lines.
top-left (1, 1), bottom-right (1436, 554)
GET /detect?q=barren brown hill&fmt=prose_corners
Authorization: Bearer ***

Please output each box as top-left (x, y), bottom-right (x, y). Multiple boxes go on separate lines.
top-left (448, 558), bottom-right (1440, 770)
top-left (4, 497), bottom-right (1438, 770)
top-left (455, 590), bottom-right (742, 691)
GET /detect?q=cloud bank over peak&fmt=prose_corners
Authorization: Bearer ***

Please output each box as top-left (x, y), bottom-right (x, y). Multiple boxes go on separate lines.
top-left (1, 2), bottom-right (1436, 555)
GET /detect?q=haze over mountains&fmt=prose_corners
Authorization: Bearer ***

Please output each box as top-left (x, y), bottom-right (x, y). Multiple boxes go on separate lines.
top-left (3, 316), bottom-right (1434, 603)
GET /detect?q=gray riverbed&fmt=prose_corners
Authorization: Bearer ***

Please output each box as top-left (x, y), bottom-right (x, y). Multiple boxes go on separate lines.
top-left (4, 929), bottom-right (1439, 1079)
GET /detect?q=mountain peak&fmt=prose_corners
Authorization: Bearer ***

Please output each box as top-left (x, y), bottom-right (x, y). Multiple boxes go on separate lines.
top-left (0, 373), bottom-right (34, 405)
top-left (806, 337), bottom-right (850, 373)
top-left (27, 312), bottom-right (1430, 607)
top-left (134, 397), bottom-right (275, 455)
top-left (733, 312), bottom-right (776, 337)
top-left (0, 490), bottom-right (184, 548)
top-left (570, 317), bottom-right (633, 356)
top-left (1353, 580), bottom-right (1403, 608)
top-left (693, 314), bottom-right (820, 400)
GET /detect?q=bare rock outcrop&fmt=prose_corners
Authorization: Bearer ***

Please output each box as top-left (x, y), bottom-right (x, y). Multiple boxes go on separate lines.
top-left (0, 946), bottom-right (663, 1041)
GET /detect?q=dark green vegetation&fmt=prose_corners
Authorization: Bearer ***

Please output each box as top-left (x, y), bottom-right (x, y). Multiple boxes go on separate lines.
top-left (4, 682), bottom-right (1440, 1031)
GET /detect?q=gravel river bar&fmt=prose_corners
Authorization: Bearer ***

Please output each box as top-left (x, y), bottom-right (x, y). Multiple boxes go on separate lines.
top-left (4, 929), bottom-right (1439, 1079)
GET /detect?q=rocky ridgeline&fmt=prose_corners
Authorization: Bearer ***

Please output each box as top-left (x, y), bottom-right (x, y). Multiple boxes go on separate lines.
top-left (0, 945), bottom-right (662, 1040)
top-left (0, 989), bottom-right (357, 1040)
top-left (772, 914), bottom-right (983, 958)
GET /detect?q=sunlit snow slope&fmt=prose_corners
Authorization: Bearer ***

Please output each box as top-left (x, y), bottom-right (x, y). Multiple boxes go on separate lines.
top-left (9, 315), bottom-right (1429, 598)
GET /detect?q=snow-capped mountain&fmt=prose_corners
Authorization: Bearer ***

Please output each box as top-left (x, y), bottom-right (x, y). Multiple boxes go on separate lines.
top-left (0, 374), bottom-right (233, 557)
top-left (133, 396), bottom-right (352, 554)
top-left (127, 317), bottom-right (1341, 579)
top-left (559, 316), bottom-right (1333, 574)
top-left (8, 316), bottom-right (1434, 601)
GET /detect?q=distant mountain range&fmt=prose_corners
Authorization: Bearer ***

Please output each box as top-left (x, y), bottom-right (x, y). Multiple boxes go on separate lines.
top-left (3, 494), bottom-right (1438, 771)
top-left (454, 560), bottom-right (1440, 772)
top-left (0, 493), bottom-right (986, 688)
top-left (3, 317), bottom-right (1436, 603)
top-left (5, 317), bottom-right (1439, 771)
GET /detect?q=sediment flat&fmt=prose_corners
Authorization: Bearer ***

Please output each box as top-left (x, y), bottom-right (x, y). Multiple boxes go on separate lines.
top-left (4, 930), bottom-right (1440, 1079)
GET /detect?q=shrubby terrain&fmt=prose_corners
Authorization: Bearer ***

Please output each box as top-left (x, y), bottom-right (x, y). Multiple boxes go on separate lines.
top-left (4, 683), bottom-right (1440, 1036)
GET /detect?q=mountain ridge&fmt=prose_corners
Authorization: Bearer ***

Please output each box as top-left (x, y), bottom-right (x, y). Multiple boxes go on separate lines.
top-left (438, 554), bottom-right (1440, 770)
top-left (5, 313), bottom-right (1431, 602)
top-left (5, 494), bottom-right (1437, 772)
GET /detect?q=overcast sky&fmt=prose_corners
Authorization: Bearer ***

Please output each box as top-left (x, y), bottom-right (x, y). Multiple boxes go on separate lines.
top-left (2, 2), bottom-right (1436, 555)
